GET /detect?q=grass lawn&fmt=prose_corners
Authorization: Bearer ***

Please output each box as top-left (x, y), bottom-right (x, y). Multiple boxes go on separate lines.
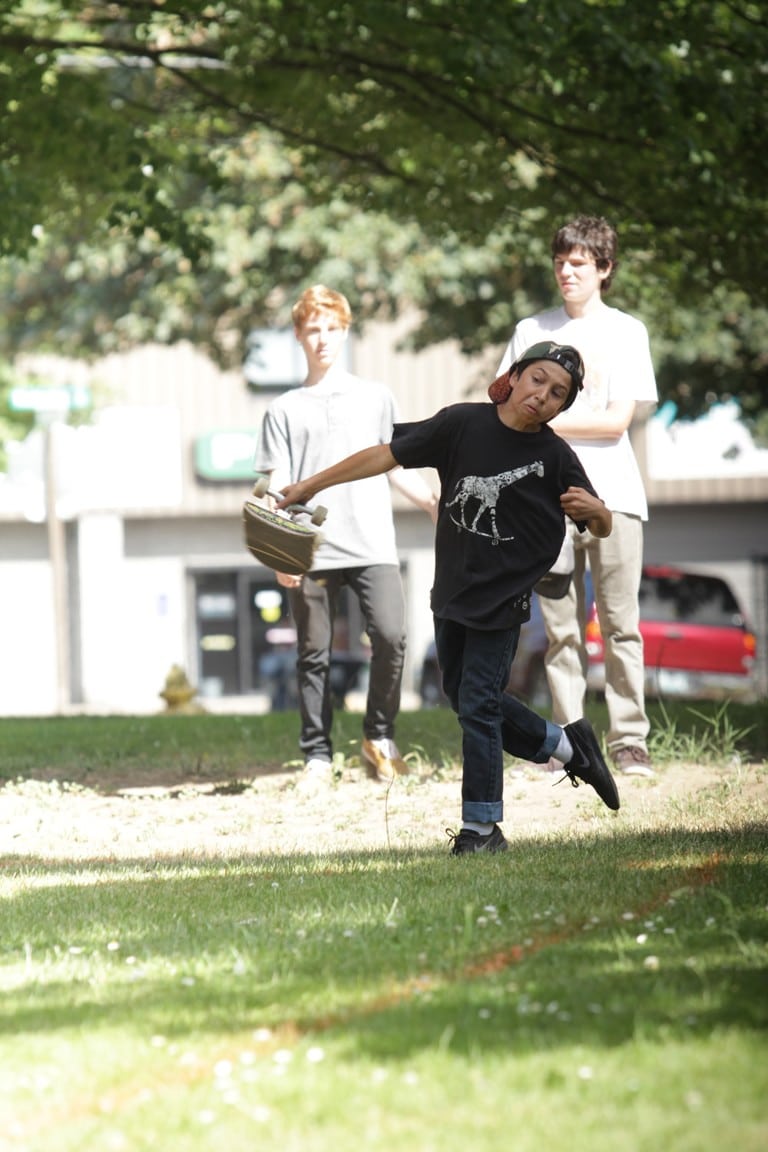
top-left (1, 700), bottom-right (766, 1151)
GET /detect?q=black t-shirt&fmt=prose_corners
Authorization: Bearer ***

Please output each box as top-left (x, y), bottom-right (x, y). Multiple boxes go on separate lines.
top-left (391, 403), bottom-right (601, 629)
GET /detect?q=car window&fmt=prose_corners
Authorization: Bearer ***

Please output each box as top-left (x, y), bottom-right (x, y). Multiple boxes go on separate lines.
top-left (639, 573), bottom-right (745, 629)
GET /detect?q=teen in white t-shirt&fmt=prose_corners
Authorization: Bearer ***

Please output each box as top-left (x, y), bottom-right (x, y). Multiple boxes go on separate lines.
top-left (498, 216), bottom-right (658, 776)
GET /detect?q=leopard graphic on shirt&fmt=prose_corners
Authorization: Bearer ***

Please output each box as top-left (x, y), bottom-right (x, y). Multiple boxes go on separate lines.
top-left (390, 403), bottom-right (600, 628)
top-left (446, 461), bottom-right (545, 543)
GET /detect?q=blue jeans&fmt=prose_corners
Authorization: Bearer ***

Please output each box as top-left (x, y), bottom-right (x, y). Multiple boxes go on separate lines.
top-left (434, 616), bottom-right (563, 824)
top-left (289, 565), bottom-right (406, 761)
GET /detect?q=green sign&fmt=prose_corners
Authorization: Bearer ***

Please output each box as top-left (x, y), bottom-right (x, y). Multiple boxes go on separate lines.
top-left (9, 384), bottom-right (91, 413)
top-left (195, 430), bottom-right (259, 481)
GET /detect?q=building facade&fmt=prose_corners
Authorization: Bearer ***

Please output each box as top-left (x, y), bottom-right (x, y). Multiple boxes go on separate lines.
top-left (2, 324), bottom-right (766, 716)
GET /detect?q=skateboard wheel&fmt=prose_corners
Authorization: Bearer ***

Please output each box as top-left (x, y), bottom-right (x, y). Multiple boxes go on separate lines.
top-left (311, 506), bottom-right (328, 526)
top-left (252, 475), bottom-right (270, 498)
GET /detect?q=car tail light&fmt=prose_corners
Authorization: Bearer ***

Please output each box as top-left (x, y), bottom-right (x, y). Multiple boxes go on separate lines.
top-left (743, 630), bottom-right (757, 669)
top-left (585, 611), bottom-right (604, 660)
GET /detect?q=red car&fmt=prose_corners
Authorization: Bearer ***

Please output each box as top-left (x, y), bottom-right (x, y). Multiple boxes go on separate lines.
top-left (586, 564), bottom-right (758, 701)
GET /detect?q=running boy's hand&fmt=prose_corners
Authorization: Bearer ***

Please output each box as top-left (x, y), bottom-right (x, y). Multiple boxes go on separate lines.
top-left (560, 486), bottom-right (612, 538)
top-left (275, 445), bottom-right (397, 512)
top-left (275, 480), bottom-right (315, 509)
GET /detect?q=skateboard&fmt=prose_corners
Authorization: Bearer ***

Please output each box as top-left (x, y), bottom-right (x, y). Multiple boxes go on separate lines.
top-left (243, 475), bottom-right (328, 575)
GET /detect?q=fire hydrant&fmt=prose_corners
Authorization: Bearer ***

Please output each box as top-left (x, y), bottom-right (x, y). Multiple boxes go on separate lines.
top-left (159, 664), bottom-right (206, 714)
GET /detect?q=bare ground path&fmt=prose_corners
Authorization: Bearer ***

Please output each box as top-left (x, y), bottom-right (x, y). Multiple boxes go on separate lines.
top-left (2, 758), bottom-right (765, 862)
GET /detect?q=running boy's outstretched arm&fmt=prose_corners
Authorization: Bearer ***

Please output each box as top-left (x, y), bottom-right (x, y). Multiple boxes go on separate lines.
top-left (560, 486), bottom-right (612, 538)
top-left (275, 444), bottom-right (397, 508)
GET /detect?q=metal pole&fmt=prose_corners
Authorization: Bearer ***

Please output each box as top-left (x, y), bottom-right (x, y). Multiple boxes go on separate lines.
top-left (44, 420), bottom-right (71, 712)
top-left (751, 553), bottom-right (768, 700)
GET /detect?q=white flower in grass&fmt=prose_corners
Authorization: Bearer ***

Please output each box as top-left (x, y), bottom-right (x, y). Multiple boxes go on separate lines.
top-left (103, 1128), bottom-right (129, 1150)
top-left (621, 912), bottom-right (635, 921)
top-left (343, 929), bottom-right (354, 938)
top-left (306, 1047), bottom-right (325, 1063)
top-left (403, 1071), bottom-right (419, 1085)
top-left (643, 955), bottom-right (660, 971)
top-left (69, 946), bottom-right (84, 955)
top-left (196, 1110), bottom-right (216, 1125)
top-left (251, 1105), bottom-right (271, 1122)
top-left (476, 916), bottom-right (488, 927)
top-left (150, 1035), bottom-right (167, 1048)
top-left (273, 1049), bottom-right (292, 1066)
top-left (371, 1067), bottom-right (388, 1083)
top-left (577, 1065), bottom-right (594, 1080)
top-left (253, 1027), bottom-right (273, 1042)
top-left (107, 941), bottom-right (120, 952)
top-left (214, 1060), bottom-right (233, 1079)
top-left (483, 905), bottom-right (498, 914)
top-left (180, 976), bottom-right (195, 986)
top-left (636, 933), bottom-right (648, 944)
top-left (478, 1008), bottom-right (491, 1020)
top-left (663, 927), bottom-right (676, 935)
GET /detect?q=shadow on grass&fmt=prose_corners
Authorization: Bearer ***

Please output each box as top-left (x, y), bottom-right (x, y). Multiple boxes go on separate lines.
top-left (2, 823), bottom-right (767, 1062)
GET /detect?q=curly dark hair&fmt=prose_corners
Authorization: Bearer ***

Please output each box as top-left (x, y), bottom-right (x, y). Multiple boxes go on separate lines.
top-left (551, 216), bottom-right (618, 292)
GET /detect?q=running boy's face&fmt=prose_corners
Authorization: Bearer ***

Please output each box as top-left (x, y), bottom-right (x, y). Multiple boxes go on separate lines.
top-left (502, 360), bottom-right (573, 430)
top-left (294, 307), bottom-right (348, 373)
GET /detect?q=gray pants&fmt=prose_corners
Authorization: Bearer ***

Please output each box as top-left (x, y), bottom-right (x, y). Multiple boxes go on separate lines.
top-left (288, 564), bottom-right (406, 762)
top-left (539, 512), bottom-right (649, 753)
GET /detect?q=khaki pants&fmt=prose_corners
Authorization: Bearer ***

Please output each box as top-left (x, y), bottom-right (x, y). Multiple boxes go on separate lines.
top-left (539, 513), bottom-right (649, 753)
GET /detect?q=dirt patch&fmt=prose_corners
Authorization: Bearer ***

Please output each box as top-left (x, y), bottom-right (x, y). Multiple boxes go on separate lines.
top-left (1, 757), bottom-right (765, 863)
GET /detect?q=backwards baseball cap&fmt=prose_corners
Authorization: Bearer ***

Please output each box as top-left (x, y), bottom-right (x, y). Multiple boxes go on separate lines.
top-left (488, 341), bottom-right (585, 410)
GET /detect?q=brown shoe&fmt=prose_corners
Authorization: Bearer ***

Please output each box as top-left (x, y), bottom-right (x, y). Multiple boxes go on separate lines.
top-left (612, 746), bottom-right (655, 778)
top-left (361, 738), bottom-right (408, 782)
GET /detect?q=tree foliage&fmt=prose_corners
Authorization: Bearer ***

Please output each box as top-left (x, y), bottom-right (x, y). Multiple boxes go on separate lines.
top-left (1, 0), bottom-right (766, 418)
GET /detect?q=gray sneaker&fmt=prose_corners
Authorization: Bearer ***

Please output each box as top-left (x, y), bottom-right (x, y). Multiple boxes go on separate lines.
top-left (612, 746), bottom-right (655, 778)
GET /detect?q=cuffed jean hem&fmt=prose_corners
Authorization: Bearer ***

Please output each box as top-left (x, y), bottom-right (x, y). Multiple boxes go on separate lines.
top-left (461, 800), bottom-right (504, 824)
top-left (536, 720), bottom-right (564, 763)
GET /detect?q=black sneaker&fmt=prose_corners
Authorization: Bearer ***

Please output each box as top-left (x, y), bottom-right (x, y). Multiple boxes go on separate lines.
top-left (446, 824), bottom-right (509, 855)
top-left (560, 718), bottom-right (621, 811)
